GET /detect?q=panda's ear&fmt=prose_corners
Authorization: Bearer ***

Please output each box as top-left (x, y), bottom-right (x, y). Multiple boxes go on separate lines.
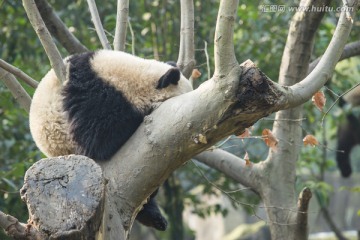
top-left (156, 68), bottom-right (181, 89)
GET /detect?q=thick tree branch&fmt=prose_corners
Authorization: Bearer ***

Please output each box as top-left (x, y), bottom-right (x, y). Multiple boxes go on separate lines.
top-left (0, 210), bottom-right (45, 240)
top-left (177, 0), bottom-right (196, 78)
top-left (288, 2), bottom-right (357, 107)
top-left (20, 156), bottom-right (105, 239)
top-left (113, 0), bottom-right (129, 51)
top-left (22, 0), bottom-right (66, 84)
top-left (34, 0), bottom-right (88, 54)
top-left (87, 0), bottom-right (112, 50)
top-left (0, 68), bottom-right (32, 112)
top-left (0, 59), bottom-right (38, 88)
top-left (195, 148), bottom-right (262, 192)
top-left (263, 0), bottom-right (330, 239)
top-left (97, 60), bottom-right (287, 238)
top-left (214, 0), bottom-right (239, 76)
top-left (308, 40), bottom-right (360, 73)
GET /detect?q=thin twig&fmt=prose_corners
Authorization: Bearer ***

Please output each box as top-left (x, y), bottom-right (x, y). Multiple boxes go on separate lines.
top-left (321, 82), bottom-right (360, 125)
top-left (86, 0), bottom-right (112, 50)
top-left (0, 59), bottom-right (38, 88)
top-left (22, 0), bottom-right (66, 84)
top-left (204, 41), bottom-right (211, 79)
top-left (192, 160), bottom-right (307, 226)
top-left (127, 18), bottom-right (135, 55)
top-left (114, 0), bottom-right (129, 51)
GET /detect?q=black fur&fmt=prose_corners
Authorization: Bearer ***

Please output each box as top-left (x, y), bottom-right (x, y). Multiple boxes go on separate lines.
top-left (136, 189), bottom-right (167, 231)
top-left (165, 61), bottom-right (177, 67)
top-left (63, 51), bottom-right (145, 161)
top-left (336, 112), bottom-right (360, 178)
top-left (156, 68), bottom-right (181, 89)
top-left (62, 51), bottom-right (168, 231)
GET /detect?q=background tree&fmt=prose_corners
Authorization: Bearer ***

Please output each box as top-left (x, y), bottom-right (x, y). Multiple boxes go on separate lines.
top-left (0, 0), bottom-right (359, 239)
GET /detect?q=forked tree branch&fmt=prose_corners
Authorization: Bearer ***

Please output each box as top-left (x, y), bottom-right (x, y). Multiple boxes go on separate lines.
top-left (22, 0), bottom-right (66, 84)
top-left (114, 0), bottom-right (129, 51)
top-left (177, 0), bottom-right (195, 78)
top-left (87, 0), bottom-right (112, 50)
top-left (0, 68), bottom-right (32, 112)
top-left (288, 2), bottom-right (357, 107)
top-left (34, 0), bottom-right (88, 54)
top-left (98, 59), bottom-right (287, 239)
top-left (214, 0), bottom-right (239, 77)
top-left (0, 59), bottom-right (38, 88)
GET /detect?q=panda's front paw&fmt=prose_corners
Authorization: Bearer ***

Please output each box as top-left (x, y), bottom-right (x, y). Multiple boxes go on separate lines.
top-left (135, 191), bottom-right (168, 231)
top-left (152, 214), bottom-right (168, 231)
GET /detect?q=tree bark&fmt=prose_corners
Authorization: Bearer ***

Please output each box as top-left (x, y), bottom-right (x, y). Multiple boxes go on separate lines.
top-left (20, 156), bottom-right (105, 239)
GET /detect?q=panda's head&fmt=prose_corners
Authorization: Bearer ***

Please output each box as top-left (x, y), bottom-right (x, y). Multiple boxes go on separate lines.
top-left (89, 50), bottom-right (193, 112)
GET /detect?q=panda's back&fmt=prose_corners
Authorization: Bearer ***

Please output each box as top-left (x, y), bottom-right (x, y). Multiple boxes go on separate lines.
top-left (63, 51), bottom-right (146, 161)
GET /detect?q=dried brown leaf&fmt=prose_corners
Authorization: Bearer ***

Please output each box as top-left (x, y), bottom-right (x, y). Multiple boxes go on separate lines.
top-left (244, 152), bottom-right (252, 166)
top-left (312, 91), bottom-right (326, 112)
top-left (262, 129), bottom-right (278, 150)
top-left (191, 69), bottom-right (202, 80)
top-left (303, 134), bottom-right (319, 147)
top-left (238, 128), bottom-right (252, 139)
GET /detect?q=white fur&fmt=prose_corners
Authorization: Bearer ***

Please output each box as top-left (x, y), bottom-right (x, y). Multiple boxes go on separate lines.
top-left (29, 50), bottom-right (192, 157)
top-left (29, 69), bottom-right (76, 157)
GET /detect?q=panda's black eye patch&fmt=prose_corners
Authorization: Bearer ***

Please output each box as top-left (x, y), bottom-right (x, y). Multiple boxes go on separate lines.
top-left (156, 68), bottom-right (181, 89)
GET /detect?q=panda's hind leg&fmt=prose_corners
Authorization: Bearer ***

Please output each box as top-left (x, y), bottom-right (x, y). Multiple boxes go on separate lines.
top-left (135, 189), bottom-right (167, 231)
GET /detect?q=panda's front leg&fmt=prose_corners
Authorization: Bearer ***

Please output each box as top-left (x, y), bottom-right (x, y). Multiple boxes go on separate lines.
top-left (135, 189), bottom-right (168, 231)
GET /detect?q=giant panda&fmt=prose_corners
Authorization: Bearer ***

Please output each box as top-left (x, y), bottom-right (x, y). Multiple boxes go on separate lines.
top-left (336, 85), bottom-right (360, 178)
top-left (29, 50), bottom-right (193, 230)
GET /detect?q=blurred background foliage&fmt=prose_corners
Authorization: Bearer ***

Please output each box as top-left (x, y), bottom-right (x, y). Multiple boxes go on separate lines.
top-left (0, 0), bottom-right (359, 239)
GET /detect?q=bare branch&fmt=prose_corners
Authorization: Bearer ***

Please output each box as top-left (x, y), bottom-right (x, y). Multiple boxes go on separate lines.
top-left (128, 18), bottom-right (135, 55)
top-left (0, 210), bottom-right (45, 240)
top-left (0, 59), bottom-right (38, 88)
top-left (308, 40), bottom-right (360, 73)
top-left (177, 0), bottom-right (196, 78)
top-left (114, 0), bottom-right (129, 51)
top-left (195, 148), bottom-right (262, 192)
top-left (87, 0), bottom-right (112, 50)
top-left (288, 1), bottom-right (357, 107)
top-left (214, 0), bottom-right (239, 76)
top-left (0, 68), bottom-right (32, 112)
top-left (204, 41), bottom-right (211, 79)
top-left (294, 187), bottom-right (312, 240)
top-left (22, 0), bottom-right (66, 84)
top-left (34, 0), bottom-right (88, 54)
